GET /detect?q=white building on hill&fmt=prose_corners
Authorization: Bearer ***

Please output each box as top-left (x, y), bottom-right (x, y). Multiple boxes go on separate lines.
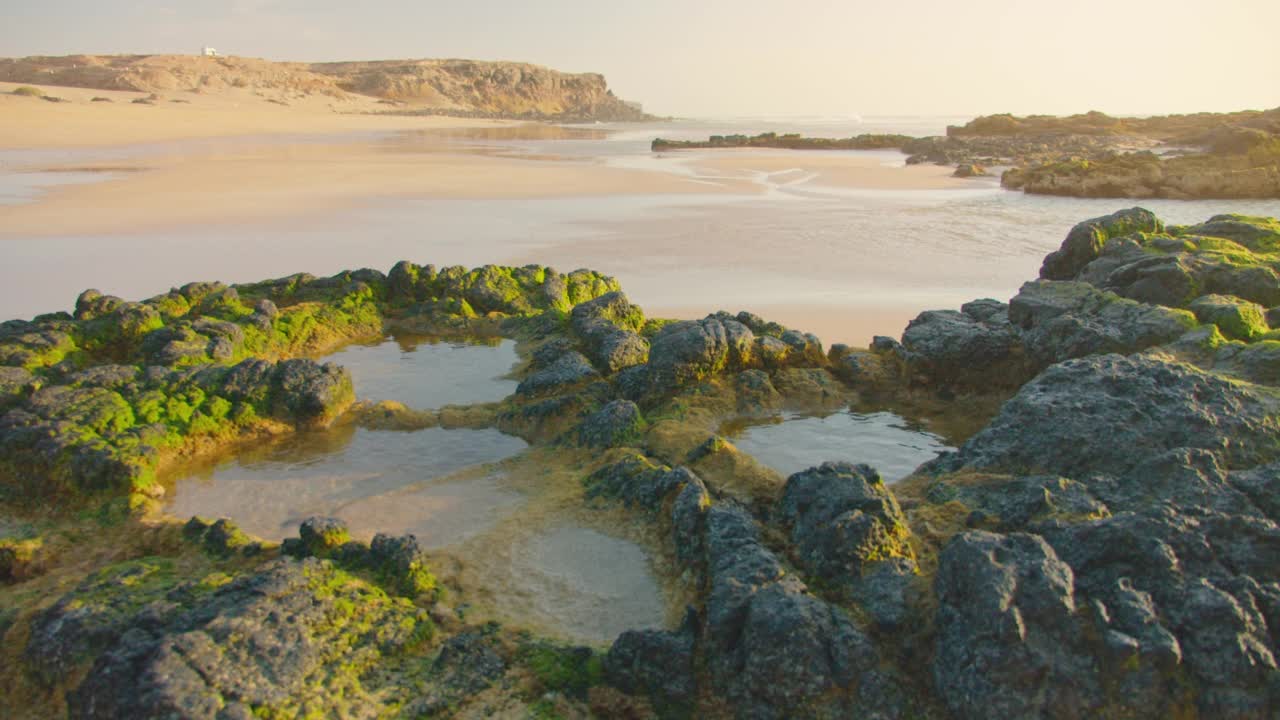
top-left (202, 47), bottom-right (219, 57)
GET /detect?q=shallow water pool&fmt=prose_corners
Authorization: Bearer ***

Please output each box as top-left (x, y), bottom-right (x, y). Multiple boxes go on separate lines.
top-left (323, 335), bottom-right (519, 410)
top-left (164, 425), bottom-right (528, 541)
top-left (724, 409), bottom-right (955, 481)
top-left (504, 526), bottom-right (668, 644)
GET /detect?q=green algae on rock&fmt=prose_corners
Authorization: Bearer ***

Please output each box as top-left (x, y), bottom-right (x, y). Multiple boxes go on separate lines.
top-left (0, 263), bottom-right (619, 504)
top-left (5, 211), bottom-right (1280, 719)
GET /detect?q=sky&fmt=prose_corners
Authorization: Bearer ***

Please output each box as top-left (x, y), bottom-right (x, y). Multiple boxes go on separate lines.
top-left (2, 0), bottom-right (1277, 118)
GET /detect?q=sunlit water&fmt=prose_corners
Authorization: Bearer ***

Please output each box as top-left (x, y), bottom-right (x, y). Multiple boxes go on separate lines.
top-left (505, 526), bottom-right (667, 643)
top-left (2, 117), bottom-right (1276, 346)
top-left (724, 409), bottom-right (955, 481)
top-left (164, 425), bottom-right (529, 541)
top-left (325, 335), bottom-right (519, 409)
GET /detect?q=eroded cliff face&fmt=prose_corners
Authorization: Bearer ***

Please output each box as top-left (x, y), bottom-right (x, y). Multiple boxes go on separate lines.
top-left (0, 54), bottom-right (652, 121)
top-left (311, 59), bottom-right (651, 121)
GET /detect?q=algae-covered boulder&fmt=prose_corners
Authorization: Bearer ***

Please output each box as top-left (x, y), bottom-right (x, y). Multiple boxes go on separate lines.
top-left (65, 557), bottom-right (431, 720)
top-left (648, 317), bottom-right (754, 388)
top-left (778, 463), bottom-right (917, 629)
top-left (1041, 208), bottom-right (1163, 281)
top-left (577, 399), bottom-right (646, 448)
top-left (0, 366), bottom-right (37, 410)
top-left (571, 291), bottom-right (650, 373)
top-left (778, 462), bottom-right (913, 586)
top-left (1009, 280), bottom-right (1193, 367)
top-left (1189, 294), bottom-right (1269, 340)
top-left (271, 359), bottom-right (353, 428)
top-left (586, 450), bottom-right (684, 512)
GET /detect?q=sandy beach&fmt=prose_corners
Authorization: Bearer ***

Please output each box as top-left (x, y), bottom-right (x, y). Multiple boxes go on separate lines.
top-left (0, 80), bottom-right (973, 238)
top-left (0, 78), bottom-right (1091, 348)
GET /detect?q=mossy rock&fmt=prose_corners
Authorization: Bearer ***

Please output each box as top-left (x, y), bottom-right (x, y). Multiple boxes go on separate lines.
top-left (1189, 294), bottom-right (1269, 340)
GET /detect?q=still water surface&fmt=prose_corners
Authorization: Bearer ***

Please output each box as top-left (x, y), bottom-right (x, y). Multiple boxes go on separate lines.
top-left (725, 409), bottom-right (955, 481)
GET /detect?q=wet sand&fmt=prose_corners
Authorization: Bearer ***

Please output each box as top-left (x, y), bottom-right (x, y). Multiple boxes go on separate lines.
top-left (0, 85), bottom-right (974, 237)
top-left (681, 148), bottom-right (968, 190)
top-left (0, 139), bottom-right (759, 236)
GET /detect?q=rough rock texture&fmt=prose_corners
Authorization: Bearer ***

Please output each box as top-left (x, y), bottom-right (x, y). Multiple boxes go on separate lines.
top-left (64, 558), bottom-right (429, 719)
top-left (1008, 280), bottom-right (1193, 367)
top-left (577, 400), bottom-right (646, 448)
top-left (571, 292), bottom-right (650, 373)
top-left (1189, 293), bottom-right (1269, 340)
top-left (701, 505), bottom-right (891, 719)
top-left (605, 610), bottom-right (699, 717)
top-left (1041, 208), bottom-right (1165, 280)
top-left (516, 350), bottom-right (599, 397)
top-left (648, 317), bottom-right (755, 388)
top-left (934, 531), bottom-right (1103, 719)
top-left (776, 462), bottom-right (914, 603)
top-left (900, 300), bottom-right (1026, 388)
top-left (933, 354), bottom-right (1280, 478)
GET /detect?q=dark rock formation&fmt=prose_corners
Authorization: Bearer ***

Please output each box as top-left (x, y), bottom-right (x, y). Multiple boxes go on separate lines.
top-left (648, 317), bottom-right (755, 387)
top-left (777, 463), bottom-right (914, 609)
top-left (571, 291), bottom-right (649, 373)
top-left (900, 300), bottom-right (1026, 388)
top-left (62, 557), bottom-right (430, 719)
top-left (577, 399), bottom-right (646, 448)
top-left (1041, 208), bottom-right (1163, 279)
top-left (516, 350), bottom-right (599, 397)
top-left (934, 531), bottom-right (1103, 719)
top-left (932, 354), bottom-right (1280, 478)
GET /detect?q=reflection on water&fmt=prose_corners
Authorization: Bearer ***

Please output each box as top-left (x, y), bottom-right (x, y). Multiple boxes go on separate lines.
top-left (507, 526), bottom-right (666, 644)
top-left (724, 409), bottom-right (955, 481)
top-left (0, 170), bottom-right (123, 206)
top-left (164, 425), bottom-right (528, 541)
top-left (323, 335), bottom-right (519, 409)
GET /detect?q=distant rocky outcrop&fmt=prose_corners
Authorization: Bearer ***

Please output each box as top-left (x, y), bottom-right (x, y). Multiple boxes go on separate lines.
top-left (0, 54), bottom-right (652, 121)
top-left (653, 108), bottom-right (1280, 199)
top-left (313, 59), bottom-right (652, 121)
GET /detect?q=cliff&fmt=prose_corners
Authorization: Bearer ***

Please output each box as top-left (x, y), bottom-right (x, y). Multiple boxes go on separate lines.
top-left (311, 59), bottom-right (651, 121)
top-left (0, 54), bottom-right (653, 122)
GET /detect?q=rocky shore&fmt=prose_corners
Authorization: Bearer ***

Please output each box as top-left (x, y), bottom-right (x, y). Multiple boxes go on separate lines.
top-left (4, 209), bottom-right (1280, 718)
top-left (653, 108), bottom-right (1280, 199)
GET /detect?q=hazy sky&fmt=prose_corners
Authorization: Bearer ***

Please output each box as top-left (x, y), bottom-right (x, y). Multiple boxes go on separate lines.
top-left (3, 0), bottom-right (1277, 117)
